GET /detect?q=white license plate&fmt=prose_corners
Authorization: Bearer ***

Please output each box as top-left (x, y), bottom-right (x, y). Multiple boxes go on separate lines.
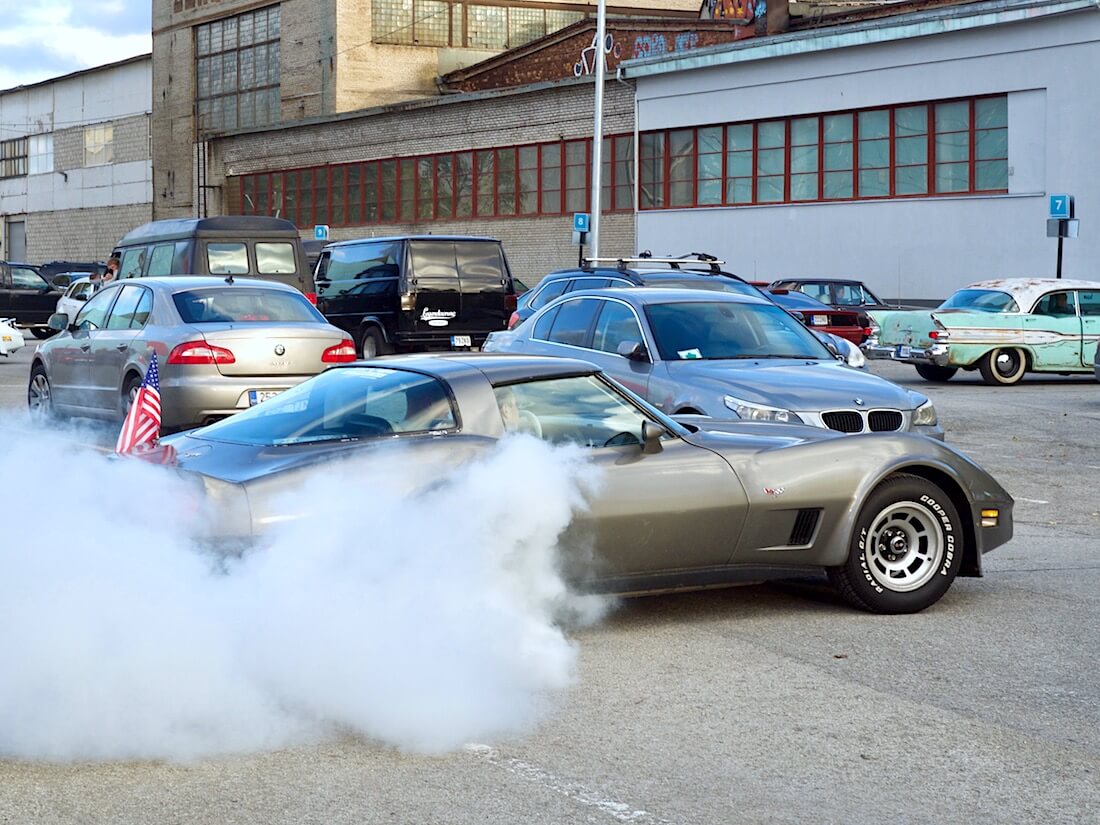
top-left (249, 390), bottom-right (282, 406)
top-left (451, 335), bottom-right (472, 348)
top-left (895, 345), bottom-right (911, 359)
top-left (812, 314), bottom-right (829, 326)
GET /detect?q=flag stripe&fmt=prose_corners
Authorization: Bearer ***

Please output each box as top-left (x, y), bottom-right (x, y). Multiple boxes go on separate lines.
top-left (116, 353), bottom-right (166, 456)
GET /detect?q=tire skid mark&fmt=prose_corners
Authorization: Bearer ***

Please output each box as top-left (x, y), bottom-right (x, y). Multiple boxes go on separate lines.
top-left (465, 744), bottom-right (675, 824)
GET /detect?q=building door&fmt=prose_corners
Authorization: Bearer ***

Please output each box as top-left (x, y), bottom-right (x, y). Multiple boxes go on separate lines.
top-left (5, 219), bottom-right (26, 262)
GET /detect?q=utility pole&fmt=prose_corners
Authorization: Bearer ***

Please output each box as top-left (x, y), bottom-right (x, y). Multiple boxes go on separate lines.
top-left (589, 0), bottom-right (607, 258)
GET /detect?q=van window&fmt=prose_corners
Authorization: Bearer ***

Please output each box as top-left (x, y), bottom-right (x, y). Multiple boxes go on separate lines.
top-left (324, 241), bottom-right (400, 280)
top-left (256, 242), bottom-right (296, 274)
top-left (172, 240), bottom-right (193, 274)
top-left (147, 244), bottom-right (175, 277)
top-left (409, 241), bottom-right (459, 294)
top-left (207, 243), bottom-right (249, 275)
top-left (455, 241), bottom-right (505, 292)
top-left (119, 247), bottom-right (146, 279)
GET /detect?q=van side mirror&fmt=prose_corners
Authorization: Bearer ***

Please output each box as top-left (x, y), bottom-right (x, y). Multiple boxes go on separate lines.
top-left (617, 340), bottom-right (650, 362)
top-left (48, 313), bottom-right (69, 331)
top-left (642, 420), bottom-right (666, 454)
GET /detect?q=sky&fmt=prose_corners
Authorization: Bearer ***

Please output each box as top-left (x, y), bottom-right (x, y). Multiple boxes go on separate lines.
top-left (0, 1), bottom-right (151, 91)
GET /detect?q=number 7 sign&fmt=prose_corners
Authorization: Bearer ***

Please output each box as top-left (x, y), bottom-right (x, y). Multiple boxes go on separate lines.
top-left (1049, 194), bottom-right (1073, 219)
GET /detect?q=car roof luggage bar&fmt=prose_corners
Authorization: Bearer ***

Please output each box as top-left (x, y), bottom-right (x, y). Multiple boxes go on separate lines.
top-left (583, 254), bottom-right (726, 272)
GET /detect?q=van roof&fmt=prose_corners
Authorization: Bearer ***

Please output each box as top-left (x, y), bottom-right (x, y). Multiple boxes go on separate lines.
top-left (323, 235), bottom-right (501, 248)
top-left (116, 216), bottom-right (300, 246)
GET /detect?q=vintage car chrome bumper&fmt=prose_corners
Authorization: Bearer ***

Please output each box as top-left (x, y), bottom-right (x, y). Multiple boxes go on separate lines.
top-left (862, 337), bottom-right (951, 366)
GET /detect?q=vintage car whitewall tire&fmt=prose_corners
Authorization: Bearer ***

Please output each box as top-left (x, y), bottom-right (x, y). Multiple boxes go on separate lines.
top-left (829, 474), bottom-right (963, 614)
top-left (915, 364), bottom-right (958, 382)
top-left (978, 347), bottom-right (1027, 385)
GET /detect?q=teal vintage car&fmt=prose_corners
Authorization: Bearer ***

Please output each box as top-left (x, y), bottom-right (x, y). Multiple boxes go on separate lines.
top-left (865, 279), bottom-right (1100, 385)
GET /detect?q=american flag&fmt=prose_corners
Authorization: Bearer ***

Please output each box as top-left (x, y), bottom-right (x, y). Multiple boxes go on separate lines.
top-left (116, 352), bottom-right (171, 460)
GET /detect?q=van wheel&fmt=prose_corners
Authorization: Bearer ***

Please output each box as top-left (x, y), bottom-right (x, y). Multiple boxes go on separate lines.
top-left (914, 364), bottom-right (957, 382)
top-left (358, 327), bottom-right (391, 359)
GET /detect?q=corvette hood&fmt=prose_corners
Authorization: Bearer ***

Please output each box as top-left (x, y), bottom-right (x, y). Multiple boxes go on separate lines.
top-left (666, 359), bottom-right (917, 411)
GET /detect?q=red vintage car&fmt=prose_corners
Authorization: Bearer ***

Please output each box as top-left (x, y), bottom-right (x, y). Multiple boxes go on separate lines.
top-left (765, 288), bottom-right (871, 345)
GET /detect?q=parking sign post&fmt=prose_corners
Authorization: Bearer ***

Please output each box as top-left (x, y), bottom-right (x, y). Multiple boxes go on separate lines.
top-left (1047, 195), bottom-right (1076, 279)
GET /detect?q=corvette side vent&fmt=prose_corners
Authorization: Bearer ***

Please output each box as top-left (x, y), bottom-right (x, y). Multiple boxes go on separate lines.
top-left (788, 509), bottom-right (821, 546)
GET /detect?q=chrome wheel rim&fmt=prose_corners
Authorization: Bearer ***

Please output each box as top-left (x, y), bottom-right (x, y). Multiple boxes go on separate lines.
top-left (863, 502), bottom-right (944, 592)
top-left (995, 349), bottom-right (1020, 377)
top-left (28, 374), bottom-right (51, 420)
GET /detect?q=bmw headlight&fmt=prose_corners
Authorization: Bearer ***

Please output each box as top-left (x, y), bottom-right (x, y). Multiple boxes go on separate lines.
top-left (913, 399), bottom-right (937, 426)
top-left (723, 395), bottom-right (803, 424)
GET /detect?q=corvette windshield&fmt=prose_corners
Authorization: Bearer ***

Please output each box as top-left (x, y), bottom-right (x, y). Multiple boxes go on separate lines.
top-left (195, 367), bottom-right (457, 445)
top-left (645, 301), bottom-right (832, 361)
top-left (938, 289), bottom-right (1019, 313)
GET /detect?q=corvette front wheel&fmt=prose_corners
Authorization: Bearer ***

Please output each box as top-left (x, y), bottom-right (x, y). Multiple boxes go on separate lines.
top-left (829, 474), bottom-right (963, 614)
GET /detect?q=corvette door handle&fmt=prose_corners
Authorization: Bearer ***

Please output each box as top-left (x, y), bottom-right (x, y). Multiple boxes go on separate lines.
top-left (80, 344), bottom-right (91, 352)
top-left (116, 344), bottom-right (128, 351)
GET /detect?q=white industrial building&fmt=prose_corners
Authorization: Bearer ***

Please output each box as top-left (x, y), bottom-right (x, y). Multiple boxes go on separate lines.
top-left (620, 0), bottom-right (1100, 302)
top-left (0, 55), bottom-right (152, 264)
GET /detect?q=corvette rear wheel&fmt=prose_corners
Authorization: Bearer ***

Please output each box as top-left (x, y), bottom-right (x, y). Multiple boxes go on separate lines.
top-left (978, 348), bottom-right (1026, 385)
top-left (829, 474), bottom-right (963, 614)
top-left (914, 364), bottom-right (957, 382)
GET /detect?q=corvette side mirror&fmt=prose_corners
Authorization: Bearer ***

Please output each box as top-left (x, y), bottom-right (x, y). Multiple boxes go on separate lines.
top-left (642, 420), bottom-right (666, 454)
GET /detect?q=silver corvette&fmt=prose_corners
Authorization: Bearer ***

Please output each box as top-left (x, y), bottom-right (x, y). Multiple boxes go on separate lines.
top-left (162, 354), bottom-right (1013, 614)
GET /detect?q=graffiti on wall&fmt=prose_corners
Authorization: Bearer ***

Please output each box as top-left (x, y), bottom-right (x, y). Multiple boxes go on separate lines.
top-left (632, 31), bottom-right (704, 60)
top-left (574, 32), bottom-right (623, 76)
top-left (701, 0), bottom-right (757, 21)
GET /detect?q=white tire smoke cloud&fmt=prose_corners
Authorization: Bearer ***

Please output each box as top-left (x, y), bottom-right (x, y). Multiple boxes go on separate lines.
top-left (0, 420), bottom-right (604, 762)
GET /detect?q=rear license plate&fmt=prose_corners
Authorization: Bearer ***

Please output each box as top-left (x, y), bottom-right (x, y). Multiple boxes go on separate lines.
top-left (451, 335), bottom-right (472, 348)
top-left (812, 314), bottom-right (829, 326)
top-left (249, 390), bottom-right (282, 406)
top-left (895, 345), bottom-right (911, 359)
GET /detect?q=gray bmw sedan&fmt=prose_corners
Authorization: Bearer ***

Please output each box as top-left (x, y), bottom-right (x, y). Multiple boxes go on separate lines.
top-left (485, 289), bottom-right (941, 438)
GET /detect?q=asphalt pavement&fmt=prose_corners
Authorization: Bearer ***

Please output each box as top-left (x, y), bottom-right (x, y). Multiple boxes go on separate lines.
top-left (1, 341), bottom-right (1098, 824)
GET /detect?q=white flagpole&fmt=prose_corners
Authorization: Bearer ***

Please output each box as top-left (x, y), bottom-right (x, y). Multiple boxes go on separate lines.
top-left (589, 0), bottom-right (607, 259)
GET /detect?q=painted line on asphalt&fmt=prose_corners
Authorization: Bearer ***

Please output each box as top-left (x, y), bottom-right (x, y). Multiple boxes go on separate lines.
top-left (465, 744), bottom-right (675, 824)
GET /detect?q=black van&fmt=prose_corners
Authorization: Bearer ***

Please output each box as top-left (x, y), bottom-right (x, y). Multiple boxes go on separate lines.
top-left (112, 216), bottom-right (313, 298)
top-left (314, 235), bottom-right (523, 357)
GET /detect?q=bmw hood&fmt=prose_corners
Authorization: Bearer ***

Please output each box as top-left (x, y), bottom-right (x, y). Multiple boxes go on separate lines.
top-left (666, 359), bottom-right (923, 411)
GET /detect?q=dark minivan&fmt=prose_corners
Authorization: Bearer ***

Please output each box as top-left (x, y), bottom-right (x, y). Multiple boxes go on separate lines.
top-left (112, 216), bottom-right (313, 298)
top-left (314, 235), bottom-right (522, 357)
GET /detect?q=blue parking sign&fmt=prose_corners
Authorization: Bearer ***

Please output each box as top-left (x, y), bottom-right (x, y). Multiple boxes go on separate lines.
top-left (573, 212), bottom-right (590, 233)
top-left (314, 224), bottom-right (330, 241)
top-left (1049, 195), bottom-right (1072, 220)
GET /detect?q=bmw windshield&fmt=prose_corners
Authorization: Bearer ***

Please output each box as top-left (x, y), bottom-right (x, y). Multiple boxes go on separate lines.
top-left (645, 301), bottom-right (834, 361)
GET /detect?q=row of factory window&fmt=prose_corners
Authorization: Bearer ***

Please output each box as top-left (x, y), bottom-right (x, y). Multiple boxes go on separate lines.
top-left (0, 127), bottom-right (114, 179)
top-left (372, 0), bottom-right (586, 49)
top-left (229, 94), bottom-right (1009, 224)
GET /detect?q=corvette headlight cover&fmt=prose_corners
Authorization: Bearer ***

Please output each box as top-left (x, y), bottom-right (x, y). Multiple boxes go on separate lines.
top-left (724, 395), bottom-right (803, 424)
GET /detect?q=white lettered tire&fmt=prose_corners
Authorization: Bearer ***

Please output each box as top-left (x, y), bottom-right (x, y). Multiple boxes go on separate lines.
top-left (829, 474), bottom-right (964, 614)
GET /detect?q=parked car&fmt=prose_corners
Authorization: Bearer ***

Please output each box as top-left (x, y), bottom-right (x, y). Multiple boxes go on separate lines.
top-left (37, 260), bottom-right (106, 288)
top-left (0, 262), bottom-right (62, 338)
top-left (865, 279), bottom-right (1100, 384)
top-left (112, 216), bottom-right (314, 299)
top-left (484, 289), bottom-right (941, 438)
top-left (768, 278), bottom-right (919, 312)
top-left (161, 352), bottom-right (1011, 613)
top-left (765, 289), bottom-right (870, 345)
top-left (0, 317), bottom-right (25, 357)
top-left (29, 277), bottom-right (355, 431)
top-left (509, 255), bottom-right (761, 329)
top-left (55, 275), bottom-right (99, 319)
top-left (313, 235), bottom-right (523, 358)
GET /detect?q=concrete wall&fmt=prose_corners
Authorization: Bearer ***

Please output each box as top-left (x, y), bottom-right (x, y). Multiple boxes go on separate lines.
top-left (209, 79), bottom-right (636, 284)
top-left (632, 10), bottom-right (1100, 301)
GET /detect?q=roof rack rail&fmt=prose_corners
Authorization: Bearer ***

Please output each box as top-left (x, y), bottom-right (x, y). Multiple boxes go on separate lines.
top-left (582, 253), bottom-right (726, 273)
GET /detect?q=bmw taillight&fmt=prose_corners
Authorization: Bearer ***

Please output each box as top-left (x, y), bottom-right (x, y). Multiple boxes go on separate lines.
top-left (507, 311), bottom-right (521, 330)
top-left (322, 338), bottom-right (357, 363)
top-left (167, 341), bottom-right (236, 365)
top-left (305, 292), bottom-right (318, 305)
top-left (505, 292), bottom-right (518, 312)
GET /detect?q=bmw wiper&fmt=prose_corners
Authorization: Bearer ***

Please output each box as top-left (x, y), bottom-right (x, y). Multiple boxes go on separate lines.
top-left (273, 434), bottom-right (364, 446)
